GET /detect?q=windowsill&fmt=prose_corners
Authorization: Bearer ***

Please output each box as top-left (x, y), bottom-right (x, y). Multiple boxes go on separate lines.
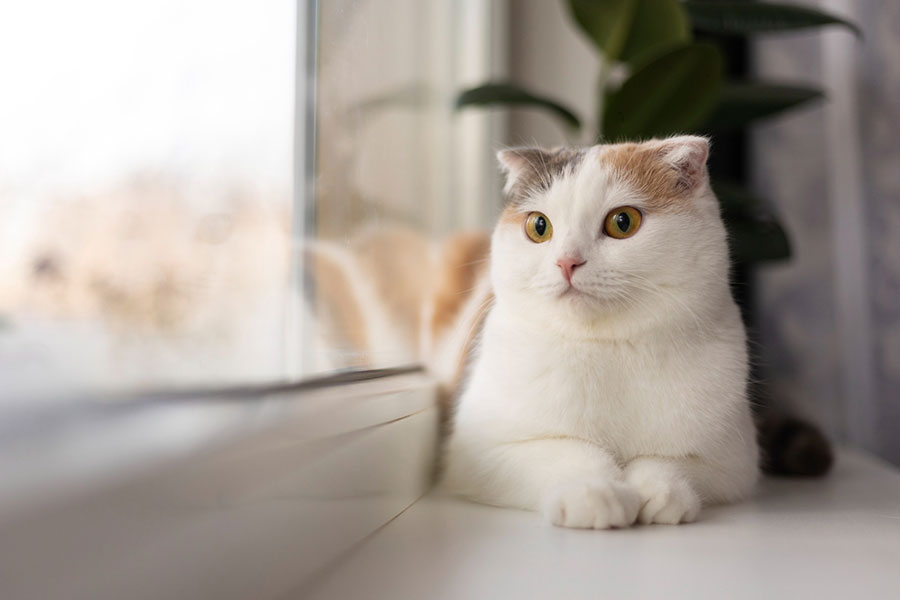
top-left (5, 369), bottom-right (898, 600)
top-left (305, 448), bottom-right (900, 599)
top-left (0, 371), bottom-right (439, 600)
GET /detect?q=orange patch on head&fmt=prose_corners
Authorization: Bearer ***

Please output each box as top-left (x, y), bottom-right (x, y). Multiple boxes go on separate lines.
top-left (600, 137), bottom-right (709, 213)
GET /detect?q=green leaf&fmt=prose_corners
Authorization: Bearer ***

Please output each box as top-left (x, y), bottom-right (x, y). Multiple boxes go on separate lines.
top-left (684, 1), bottom-right (862, 37)
top-left (703, 81), bottom-right (824, 131)
top-left (568, 0), bottom-right (690, 63)
top-left (602, 43), bottom-right (722, 140)
top-left (714, 180), bottom-right (791, 263)
top-left (726, 215), bottom-right (791, 263)
top-left (456, 82), bottom-right (582, 130)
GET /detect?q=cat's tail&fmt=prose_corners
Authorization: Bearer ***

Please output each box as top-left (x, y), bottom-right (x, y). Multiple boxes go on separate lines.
top-left (756, 411), bottom-right (834, 477)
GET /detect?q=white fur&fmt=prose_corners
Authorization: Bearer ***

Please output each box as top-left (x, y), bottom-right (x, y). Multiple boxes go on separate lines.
top-left (441, 138), bottom-right (759, 528)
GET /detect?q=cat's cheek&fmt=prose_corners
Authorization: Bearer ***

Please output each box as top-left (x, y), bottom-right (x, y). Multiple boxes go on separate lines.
top-left (541, 479), bottom-right (641, 529)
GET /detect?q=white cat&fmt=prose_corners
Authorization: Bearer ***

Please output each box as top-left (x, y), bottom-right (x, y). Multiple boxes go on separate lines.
top-left (441, 136), bottom-right (759, 528)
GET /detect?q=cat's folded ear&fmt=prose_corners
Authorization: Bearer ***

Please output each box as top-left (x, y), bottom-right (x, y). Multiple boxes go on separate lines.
top-left (652, 136), bottom-right (710, 193)
top-left (497, 147), bottom-right (584, 201)
top-left (496, 148), bottom-right (551, 194)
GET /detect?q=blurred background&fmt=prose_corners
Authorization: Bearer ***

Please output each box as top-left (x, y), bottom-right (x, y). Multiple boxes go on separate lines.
top-left (0, 0), bottom-right (898, 467)
top-left (0, 0), bottom-right (297, 398)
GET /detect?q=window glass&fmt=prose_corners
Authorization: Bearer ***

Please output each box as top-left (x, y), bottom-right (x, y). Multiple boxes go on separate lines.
top-left (0, 0), bottom-right (501, 407)
top-left (0, 1), bottom-right (297, 403)
top-left (305, 0), bottom-right (501, 372)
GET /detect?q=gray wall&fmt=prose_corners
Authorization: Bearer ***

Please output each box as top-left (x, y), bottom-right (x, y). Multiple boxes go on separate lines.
top-left (507, 0), bottom-right (598, 146)
top-left (753, 0), bottom-right (900, 464)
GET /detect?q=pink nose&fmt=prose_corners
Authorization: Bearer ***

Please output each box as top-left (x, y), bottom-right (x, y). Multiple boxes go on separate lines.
top-left (556, 255), bottom-right (586, 283)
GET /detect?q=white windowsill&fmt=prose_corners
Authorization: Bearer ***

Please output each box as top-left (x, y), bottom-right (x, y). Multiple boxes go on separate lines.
top-left (0, 372), bottom-right (439, 600)
top-left (4, 369), bottom-right (898, 600)
top-left (306, 448), bottom-right (900, 600)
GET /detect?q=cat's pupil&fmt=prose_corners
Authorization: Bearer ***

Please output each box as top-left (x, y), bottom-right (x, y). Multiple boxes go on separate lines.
top-left (615, 212), bottom-right (630, 232)
top-left (535, 216), bottom-right (546, 236)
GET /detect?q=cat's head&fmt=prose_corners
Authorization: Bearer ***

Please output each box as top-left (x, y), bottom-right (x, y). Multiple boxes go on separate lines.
top-left (491, 136), bottom-right (730, 336)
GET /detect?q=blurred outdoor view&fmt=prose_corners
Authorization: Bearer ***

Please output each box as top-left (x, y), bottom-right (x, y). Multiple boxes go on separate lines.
top-left (0, 0), bottom-right (297, 404)
top-left (0, 0), bottom-right (493, 409)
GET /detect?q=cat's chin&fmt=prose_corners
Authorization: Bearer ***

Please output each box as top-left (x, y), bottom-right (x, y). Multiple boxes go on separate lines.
top-left (559, 285), bottom-right (588, 299)
top-left (557, 286), bottom-right (606, 311)
top-left (545, 291), bottom-right (651, 336)
top-left (549, 291), bottom-right (615, 325)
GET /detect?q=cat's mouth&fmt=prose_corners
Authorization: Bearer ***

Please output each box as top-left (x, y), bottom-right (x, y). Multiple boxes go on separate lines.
top-left (560, 284), bottom-right (590, 299)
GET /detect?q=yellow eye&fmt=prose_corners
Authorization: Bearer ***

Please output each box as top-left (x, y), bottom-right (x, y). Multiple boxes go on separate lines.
top-left (604, 206), bottom-right (642, 239)
top-left (524, 211), bottom-right (553, 243)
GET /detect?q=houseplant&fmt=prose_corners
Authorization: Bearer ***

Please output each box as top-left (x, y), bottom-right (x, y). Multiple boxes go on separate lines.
top-left (457, 0), bottom-right (860, 264)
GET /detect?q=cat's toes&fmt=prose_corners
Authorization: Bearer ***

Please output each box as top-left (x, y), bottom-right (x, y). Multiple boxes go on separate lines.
top-left (625, 459), bottom-right (701, 525)
top-left (542, 480), bottom-right (640, 529)
top-left (630, 476), bottom-right (700, 525)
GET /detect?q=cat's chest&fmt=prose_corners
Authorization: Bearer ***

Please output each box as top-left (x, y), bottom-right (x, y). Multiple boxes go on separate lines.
top-left (503, 334), bottom-right (640, 399)
top-left (476, 322), bottom-right (693, 445)
top-left (483, 325), bottom-right (658, 407)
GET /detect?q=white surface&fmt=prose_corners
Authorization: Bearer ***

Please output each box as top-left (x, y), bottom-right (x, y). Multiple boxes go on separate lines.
top-left (0, 374), bottom-right (439, 600)
top-left (0, 373), bottom-right (434, 520)
top-left (307, 449), bottom-right (900, 600)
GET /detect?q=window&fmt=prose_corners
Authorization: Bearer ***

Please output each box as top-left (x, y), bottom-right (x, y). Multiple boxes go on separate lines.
top-left (0, 1), bottom-right (297, 403)
top-left (0, 0), bottom-right (502, 398)
top-left (0, 4), bottom-right (502, 595)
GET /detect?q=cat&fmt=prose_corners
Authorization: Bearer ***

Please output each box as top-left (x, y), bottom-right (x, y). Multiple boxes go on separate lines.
top-left (0, 150), bottom-right (830, 479)
top-left (439, 136), bottom-right (761, 528)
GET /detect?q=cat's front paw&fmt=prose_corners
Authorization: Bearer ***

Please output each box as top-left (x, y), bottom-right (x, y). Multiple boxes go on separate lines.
top-left (542, 480), bottom-right (640, 529)
top-left (625, 461), bottom-right (700, 525)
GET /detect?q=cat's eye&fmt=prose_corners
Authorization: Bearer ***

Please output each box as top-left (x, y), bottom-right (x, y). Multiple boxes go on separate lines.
top-left (524, 212), bottom-right (553, 243)
top-left (603, 206), bottom-right (642, 239)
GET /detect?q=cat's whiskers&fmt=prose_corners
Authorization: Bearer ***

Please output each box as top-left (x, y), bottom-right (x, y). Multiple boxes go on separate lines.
top-left (564, 275), bottom-right (711, 353)
top-left (624, 273), bottom-right (710, 335)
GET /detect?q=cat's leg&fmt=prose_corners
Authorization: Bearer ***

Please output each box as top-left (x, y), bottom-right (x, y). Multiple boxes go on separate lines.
top-left (624, 449), bottom-right (758, 525)
top-left (443, 437), bottom-right (640, 529)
